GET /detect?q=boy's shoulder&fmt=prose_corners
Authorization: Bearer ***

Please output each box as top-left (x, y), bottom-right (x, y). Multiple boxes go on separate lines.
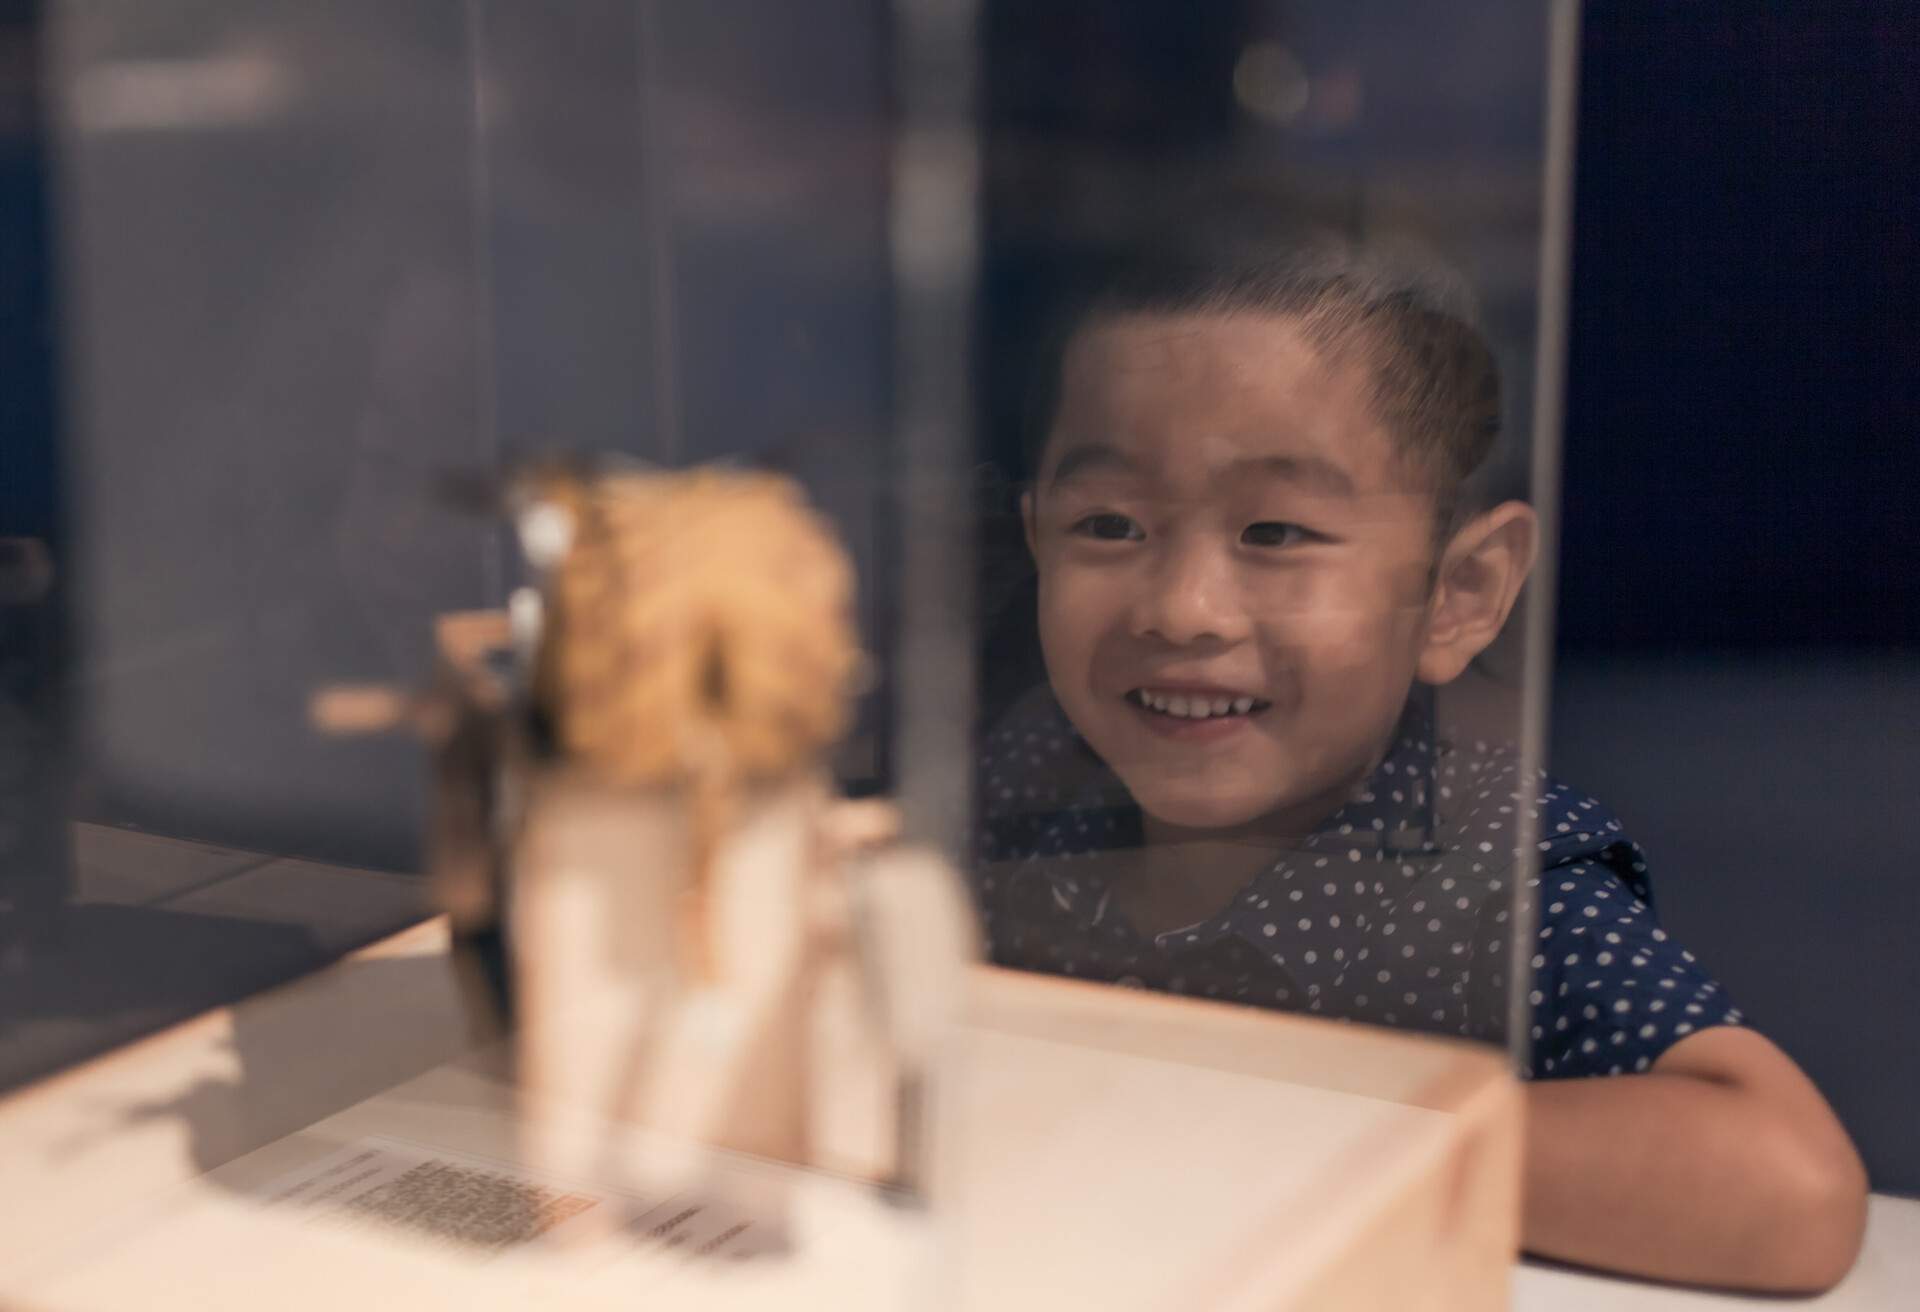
top-left (1341, 704), bottom-right (1643, 882)
top-left (1527, 776), bottom-right (1647, 888)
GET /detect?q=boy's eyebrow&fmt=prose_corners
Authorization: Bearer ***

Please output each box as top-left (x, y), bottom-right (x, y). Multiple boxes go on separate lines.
top-left (1226, 454), bottom-right (1357, 498)
top-left (1043, 445), bottom-right (1359, 498)
top-left (1044, 441), bottom-right (1139, 489)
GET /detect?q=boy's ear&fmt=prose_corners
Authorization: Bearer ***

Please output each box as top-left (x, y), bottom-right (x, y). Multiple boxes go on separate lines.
top-left (1417, 500), bottom-right (1538, 685)
top-left (1020, 488), bottom-right (1037, 559)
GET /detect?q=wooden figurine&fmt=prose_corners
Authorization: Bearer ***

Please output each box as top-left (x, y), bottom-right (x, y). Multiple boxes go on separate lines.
top-left (315, 463), bottom-right (973, 1208)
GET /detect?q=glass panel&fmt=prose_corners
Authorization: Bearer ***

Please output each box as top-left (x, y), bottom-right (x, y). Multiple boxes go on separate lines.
top-left (969, 0), bottom-right (1572, 1068)
top-left (5, 0), bottom-right (490, 1088)
top-left (9, 0), bottom-right (970, 1089)
top-left (4, 0), bottom-right (1577, 1090)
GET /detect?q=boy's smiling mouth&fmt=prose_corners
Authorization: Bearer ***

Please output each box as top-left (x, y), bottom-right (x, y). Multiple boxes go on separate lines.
top-left (1121, 687), bottom-right (1274, 737)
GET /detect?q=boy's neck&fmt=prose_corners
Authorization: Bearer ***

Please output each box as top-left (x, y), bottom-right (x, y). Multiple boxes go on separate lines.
top-left (1105, 835), bottom-right (1283, 941)
top-left (1117, 749), bottom-right (1389, 941)
top-left (1137, 748), bottom-right (1381, 850)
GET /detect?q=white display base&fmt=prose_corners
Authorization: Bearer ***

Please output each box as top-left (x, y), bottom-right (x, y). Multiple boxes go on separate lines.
top-left (0, 918), bottom-right (1521, 1311)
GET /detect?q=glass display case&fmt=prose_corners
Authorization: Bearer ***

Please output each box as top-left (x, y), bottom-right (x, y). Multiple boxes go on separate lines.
top-left (0, 2), bottom-right (1579, 1308)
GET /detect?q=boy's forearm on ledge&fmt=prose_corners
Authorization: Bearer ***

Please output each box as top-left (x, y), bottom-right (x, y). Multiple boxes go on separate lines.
top-left (1520, 1030), bottom-right (1868, 1294)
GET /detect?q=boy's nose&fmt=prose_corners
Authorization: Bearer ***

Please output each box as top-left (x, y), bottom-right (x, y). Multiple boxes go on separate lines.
top-left (1129, 542), bottom-right (1248, 647)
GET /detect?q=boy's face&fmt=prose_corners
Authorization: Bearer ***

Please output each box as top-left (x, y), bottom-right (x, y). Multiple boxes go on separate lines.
top-left (1026, 312), bottom-right (1441, 834)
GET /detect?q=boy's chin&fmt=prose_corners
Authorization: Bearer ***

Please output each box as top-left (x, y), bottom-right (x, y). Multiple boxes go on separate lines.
top-left (1130, 786), bottom-right (1284, 834)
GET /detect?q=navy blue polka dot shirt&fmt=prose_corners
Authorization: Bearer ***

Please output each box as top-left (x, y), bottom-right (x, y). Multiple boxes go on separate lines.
top-left (971, 689), bottom-right (1743, 1079)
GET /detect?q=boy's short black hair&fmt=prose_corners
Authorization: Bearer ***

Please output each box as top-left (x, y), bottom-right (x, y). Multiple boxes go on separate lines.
top-left (1023, 238), bottom-right (1504, 532)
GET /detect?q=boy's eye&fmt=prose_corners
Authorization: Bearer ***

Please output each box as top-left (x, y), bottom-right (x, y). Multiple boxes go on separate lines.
top-left (1242, 521), bottom-right (1308, 548)
top-left (1070, 512), bottom-right (1144, 542)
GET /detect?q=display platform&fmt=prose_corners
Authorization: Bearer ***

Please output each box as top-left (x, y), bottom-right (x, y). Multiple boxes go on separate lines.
top-left (0, 916), bottom-right (1520, 1311)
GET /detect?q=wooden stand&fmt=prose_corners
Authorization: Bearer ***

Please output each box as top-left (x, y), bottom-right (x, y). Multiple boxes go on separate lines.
top-left (510, 769), bottom-right (969, 1192)
top-left (0, 918), bottom-right (1520, 1311)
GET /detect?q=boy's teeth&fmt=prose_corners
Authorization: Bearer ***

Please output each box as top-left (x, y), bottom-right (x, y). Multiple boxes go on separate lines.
top-left (1132, 689), bottom-right (1261, 719)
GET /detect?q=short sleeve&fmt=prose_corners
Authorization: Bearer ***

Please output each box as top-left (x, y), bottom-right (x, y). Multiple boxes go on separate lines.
top-left (1523, 845), bottom-right (1744, 1079)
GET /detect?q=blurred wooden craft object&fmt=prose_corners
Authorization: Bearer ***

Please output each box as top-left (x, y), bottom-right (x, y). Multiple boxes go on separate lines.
top-left (314, 463), bottom-right (973, 1201)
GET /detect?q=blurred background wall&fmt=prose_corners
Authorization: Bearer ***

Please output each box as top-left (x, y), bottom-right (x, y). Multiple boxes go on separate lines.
top-left (1552, 1), bottom-right (1920, 1193)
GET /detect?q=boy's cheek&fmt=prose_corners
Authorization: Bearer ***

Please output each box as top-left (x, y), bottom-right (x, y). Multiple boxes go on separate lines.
top-left (1307, 610), bottom-right (1423, 675)
top-left (1036, 571), bottom-right (1125, 653)
top-left (1247, 597), bottom-right (1420, 678)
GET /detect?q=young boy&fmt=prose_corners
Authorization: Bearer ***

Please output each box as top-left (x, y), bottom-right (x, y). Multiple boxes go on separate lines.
top-left (972, 249), bottom-right (1867, 1292)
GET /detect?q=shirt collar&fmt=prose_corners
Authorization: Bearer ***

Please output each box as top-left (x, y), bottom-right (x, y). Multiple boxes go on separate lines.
top-left (989, 688), bottom-right (1447, 943)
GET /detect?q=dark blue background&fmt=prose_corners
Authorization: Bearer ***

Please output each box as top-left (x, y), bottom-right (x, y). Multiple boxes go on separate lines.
top-left (1551, 1), bottom-right (1920, 1194)
top-left (1561, 1), bottom-right (1919, 653)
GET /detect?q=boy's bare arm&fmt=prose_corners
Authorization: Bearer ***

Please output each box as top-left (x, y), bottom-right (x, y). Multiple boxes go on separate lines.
top-left (1521, 1027), bottom-right (1868, 1293)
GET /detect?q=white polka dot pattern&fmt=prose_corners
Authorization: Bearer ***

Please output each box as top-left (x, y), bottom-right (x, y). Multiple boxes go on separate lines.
top-left (971, 690), bottom-right (1743, 1079)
